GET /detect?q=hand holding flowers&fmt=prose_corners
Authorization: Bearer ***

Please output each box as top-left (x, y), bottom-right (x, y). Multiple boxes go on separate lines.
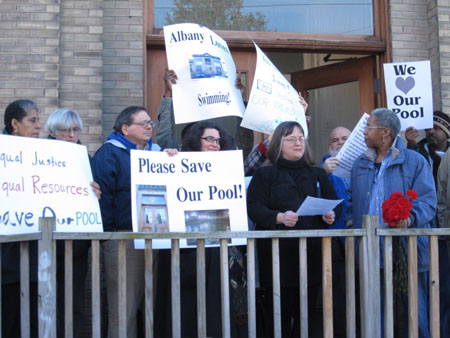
top-left (382, 190), bottom-right (417, 227)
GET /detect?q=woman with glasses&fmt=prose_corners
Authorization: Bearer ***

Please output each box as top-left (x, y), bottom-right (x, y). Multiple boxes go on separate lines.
top-left (349, 108), bottom-right (436, 337)
top-left (2, 99), bottom-right (40, 337)
top-left (155, 120), bottom-right (243, 338)
top-left (247, 121), bottom-right (340, 337)
top-left (45, 108), bottom-right (101, 338)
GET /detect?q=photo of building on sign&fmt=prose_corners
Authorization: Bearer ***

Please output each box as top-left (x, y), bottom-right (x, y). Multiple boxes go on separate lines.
top-left (136, 185), bottom-right (169, 233)
top-left (184, 209), bottom-right (230, 246)
top-left (189, 53), bottom-right (227, 79)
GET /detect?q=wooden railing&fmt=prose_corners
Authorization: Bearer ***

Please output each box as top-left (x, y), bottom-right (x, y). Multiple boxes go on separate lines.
top-left (1, 216), bottom-right (449, 338)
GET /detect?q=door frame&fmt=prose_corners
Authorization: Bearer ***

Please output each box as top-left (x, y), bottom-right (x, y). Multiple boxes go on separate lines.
top-left (291, 56), bottom-right (377, 117)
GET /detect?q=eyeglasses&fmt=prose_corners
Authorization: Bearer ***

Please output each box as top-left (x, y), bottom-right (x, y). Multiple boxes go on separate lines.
top-left (283, 136), bottom-right (306, 144)
top-left (132, 120), bottom-right (154, 128)
top-left (58, 127), bottom-right (81, 134)
top-left (364, 126), bottom-right (383, 130)
top-left (201, 136), bottom-right (221, 145)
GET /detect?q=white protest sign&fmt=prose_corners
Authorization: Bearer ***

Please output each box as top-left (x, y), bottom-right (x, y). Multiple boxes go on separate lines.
top-left (333, 113), bottom-right (369, 179)
top-left (164, 23), bottom-right (245, 124)
top-left (0, 135), bottom-right (103, 234)
top-left (131, 150), bottom-right (248, 249)
top-left (383, 60), bottom-right (433, 130)
top-left (240, 42), bottom-right (307, 137)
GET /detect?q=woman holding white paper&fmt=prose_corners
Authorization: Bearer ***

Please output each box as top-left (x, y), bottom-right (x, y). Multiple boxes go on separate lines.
top-left (247, 121), bottom-right (340, 337)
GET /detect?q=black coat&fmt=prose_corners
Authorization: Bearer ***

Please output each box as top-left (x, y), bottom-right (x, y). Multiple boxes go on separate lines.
top-left (247, 157), bottom-right (340, 288)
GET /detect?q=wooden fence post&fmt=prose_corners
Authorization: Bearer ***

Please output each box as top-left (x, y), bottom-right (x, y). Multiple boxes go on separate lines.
top-left (38, 217), bottom-right (57, 338)
top-left (360, 215), bottom-right (380, 338)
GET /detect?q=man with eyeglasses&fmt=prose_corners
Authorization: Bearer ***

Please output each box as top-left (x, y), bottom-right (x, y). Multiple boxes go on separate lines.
top-left (92, 106), bottom-right (175, 338)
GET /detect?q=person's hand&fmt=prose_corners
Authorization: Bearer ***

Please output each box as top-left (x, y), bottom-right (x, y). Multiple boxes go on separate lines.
top-left (298, 92), bottom-right (308, 113)
top-left (277, 211), bottom-right (298, 227)
top-left (405, 126), bottom-right (419, 146)
top-left (164, 148), bottom-right (178, 157)
top-left (163, 69), bottom-right (178, 98)
top-left (395, 218), bottom-right (408, 228)
top-left (90, 181), bottom-right (102, 200)
top-left (323, 157), bottom-right (339, 175)
top-left (322, 211), bottom-right (335, 225)
top-left (235, 74), bottom-right (245, 98)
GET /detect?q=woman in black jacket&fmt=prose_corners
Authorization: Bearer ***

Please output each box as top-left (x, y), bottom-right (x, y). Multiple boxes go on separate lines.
top-left (247, 121), bottom-right (340, 337)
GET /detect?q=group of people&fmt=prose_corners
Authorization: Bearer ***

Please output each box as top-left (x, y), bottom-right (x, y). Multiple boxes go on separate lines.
top-left (2, 72), bottom-right (450, 338)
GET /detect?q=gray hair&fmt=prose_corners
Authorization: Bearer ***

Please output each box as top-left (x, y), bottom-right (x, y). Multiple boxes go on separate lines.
top-left (46, 108), bottom-right (83, 135)
top-left (371, 108), bottom-right (401, 140)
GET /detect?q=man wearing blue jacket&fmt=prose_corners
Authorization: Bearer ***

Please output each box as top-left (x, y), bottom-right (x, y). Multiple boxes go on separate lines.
top-left (92, 106), bottom-right (161, 338)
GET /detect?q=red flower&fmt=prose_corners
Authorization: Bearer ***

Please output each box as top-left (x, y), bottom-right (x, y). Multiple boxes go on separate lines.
top-left (381, 190), bottom-right (417, 227)
top-left (406, 190), bottom-right (417, 200)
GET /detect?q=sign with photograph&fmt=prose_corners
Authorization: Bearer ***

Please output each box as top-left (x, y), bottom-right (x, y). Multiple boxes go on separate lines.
top-left (164, 23), bottom-right (245, 124)
top-left (383, 60), bottom-right (433, 130)
top-left (240, 42), bottom-right (307, 136)
top-left (0, 135), bottom-right (103, 234)
top-left (131, 150), bottom-right (248, 249)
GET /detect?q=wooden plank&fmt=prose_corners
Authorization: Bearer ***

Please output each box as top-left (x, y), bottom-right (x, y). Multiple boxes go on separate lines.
top-left (220, 239), bottom-right (230, 338)
top-left (322, 237), bottom-right (333, 338)
top-left (383, 236), bottom-right (393, 338)
top-left (345, 236), bottom-right (356, 338)
top-left (247, 238), bottom-right (256, 338)
top-left (429, 236), bottom-right (440, 338)
top-left (197, 239), bottom-right (206, 338)
top-left (118, 240), bottom-right (127, 338)
top-left (360, 215), bottom-right (380, 338)
top-left (91, 240), bottom-right (101, 338)
top-left (299, 238), bottom-right (308, 338)
top-left (272, 238), bottom-right (281, 338)
top-left (64, 240), bottom-right (73, 338)
top-left (144, 240), bottom-right (154, 338)
top-left (408, 236), bottom-right (418, 338)
top-left (38, 217), bottom-right (57, 338)
top-left (171, 239), bottom-right (181, 338)
top-left (20, 241), bottom-right (30, 338)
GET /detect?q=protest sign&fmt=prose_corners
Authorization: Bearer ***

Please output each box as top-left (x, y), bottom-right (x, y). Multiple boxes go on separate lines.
top-left (0, 135), bottom-right (103, 234)
top-left (240, 42), bottom-right (307, 137)
top-left (164, 23), bottom-right (245, 124)
top-left (384, 60), bottom-right (433, 130)
top-left (333, 113), bottom-right (369, 179)
top-left (131, 150), bottom-right (248, 249)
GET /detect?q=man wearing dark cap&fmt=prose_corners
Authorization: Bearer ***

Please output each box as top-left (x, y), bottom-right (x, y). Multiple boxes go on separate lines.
top-left (405, 110), bottom-right (450, 181)
top-left (406, 110), bottom-right (450, 337)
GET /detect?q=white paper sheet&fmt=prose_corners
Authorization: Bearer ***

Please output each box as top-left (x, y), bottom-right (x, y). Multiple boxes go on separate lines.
top-left (296, 196), bottom-right (343, 216)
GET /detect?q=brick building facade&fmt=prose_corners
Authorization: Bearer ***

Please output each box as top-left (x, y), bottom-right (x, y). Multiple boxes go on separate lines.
top-left (0, 0), bottom-right (448, 154)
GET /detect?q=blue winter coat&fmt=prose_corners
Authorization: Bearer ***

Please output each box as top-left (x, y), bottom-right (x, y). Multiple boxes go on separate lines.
top-left (347, 137), bottom-right (436, 272)
top-left (92, 135), bottom-right (160, 231)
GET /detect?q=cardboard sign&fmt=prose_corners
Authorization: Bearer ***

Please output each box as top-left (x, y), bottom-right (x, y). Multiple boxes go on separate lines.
top-left (131, 150), bottom-right (248, 249)
top-left (164, 23), bottom-right (245, 124)
top-left (0, 135), bottom-right (103, 234)
top-left (240, 42), bottom-right (307, 136)
top-left (384, 60), bottom-right (433, 130)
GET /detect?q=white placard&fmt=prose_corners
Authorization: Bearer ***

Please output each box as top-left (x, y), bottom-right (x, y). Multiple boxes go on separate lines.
top-left (383, 60), bottom-right (433, 130)
top-left (0, 135), bottom-right (103, 234)
top-left (333, 113), bottom-right (370, 179)
top-left (131, 150), bottom-right (248, 249)
top-left (240, 42), bottom-right (307, 137)
top-left (163, 23), bottom-right (245, 124)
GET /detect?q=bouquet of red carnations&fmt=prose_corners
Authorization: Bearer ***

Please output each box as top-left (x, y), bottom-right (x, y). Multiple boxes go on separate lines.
top-left (382, 190), bottom-right (418, 227)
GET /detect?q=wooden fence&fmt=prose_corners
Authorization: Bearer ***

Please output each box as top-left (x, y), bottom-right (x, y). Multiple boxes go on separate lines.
top-left (0, 215), bottom-right (449, 338)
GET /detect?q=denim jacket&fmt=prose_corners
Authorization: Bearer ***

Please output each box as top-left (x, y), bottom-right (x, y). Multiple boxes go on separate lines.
top-left (347, 137), bottom-right (437, 272)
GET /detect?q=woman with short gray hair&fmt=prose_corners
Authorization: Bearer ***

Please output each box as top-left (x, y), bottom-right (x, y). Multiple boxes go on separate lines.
top-left (46, 108), bottom-right (83, 143)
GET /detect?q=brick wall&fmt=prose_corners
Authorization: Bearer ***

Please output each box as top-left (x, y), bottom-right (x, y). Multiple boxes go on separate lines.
top-left (0, 0), bottom-right (60, 129)
top-left (101, 0), bottom-right (145, 141)
top-left (0, 0), bottom-right (145, 153)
